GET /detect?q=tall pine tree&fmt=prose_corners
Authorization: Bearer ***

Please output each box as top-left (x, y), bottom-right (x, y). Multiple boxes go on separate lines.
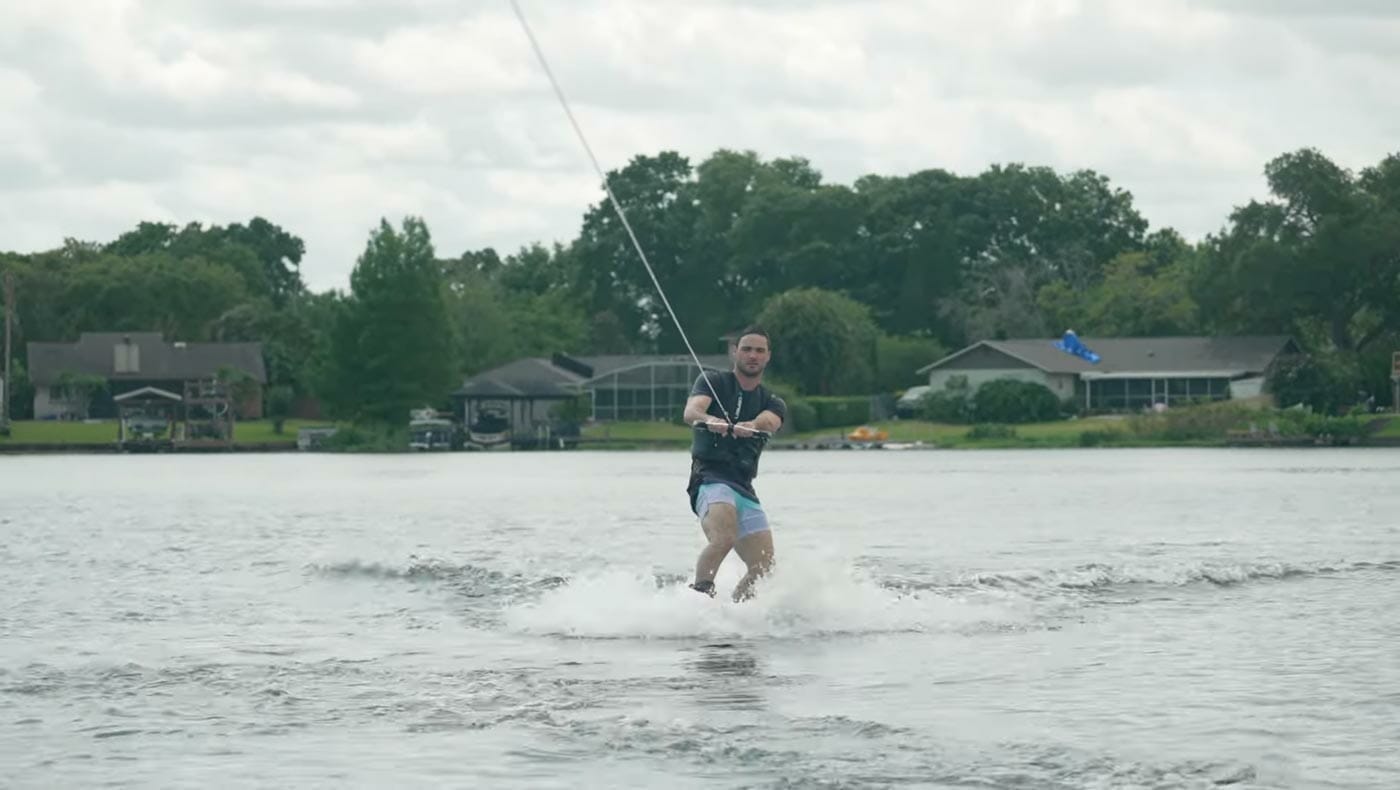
top-left (329, 217), bottom-right (456, 424)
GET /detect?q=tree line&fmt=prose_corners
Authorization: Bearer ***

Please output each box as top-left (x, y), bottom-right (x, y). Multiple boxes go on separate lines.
top-left (2, 145), bottom-right (1396, 423)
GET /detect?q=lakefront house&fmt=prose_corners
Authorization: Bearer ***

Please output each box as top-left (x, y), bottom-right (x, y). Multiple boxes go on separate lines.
top-left (26, 332), bottom-right (267, 420)
top-left (912, 335), bottom-right (1302, 412)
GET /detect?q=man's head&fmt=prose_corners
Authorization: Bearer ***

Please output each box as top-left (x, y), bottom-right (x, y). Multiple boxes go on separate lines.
top-left (731, 325), bottom-right (771, 379)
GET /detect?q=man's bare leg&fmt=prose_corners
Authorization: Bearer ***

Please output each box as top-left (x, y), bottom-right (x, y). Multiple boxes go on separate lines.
top-left (692, 502), bottom-right (738, 595)
top-left (731, 529), bottom-right (774, 602)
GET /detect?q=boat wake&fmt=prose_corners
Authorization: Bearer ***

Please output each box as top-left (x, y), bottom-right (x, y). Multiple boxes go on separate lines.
top-left (499, 553), bottom-right (1032, 640)
top-left (894, 558), bottom-right (1400, 597)
top-left (308, 558), bottom-right (567, 598)
top-left (311, 552), bottom-right (1398, 641)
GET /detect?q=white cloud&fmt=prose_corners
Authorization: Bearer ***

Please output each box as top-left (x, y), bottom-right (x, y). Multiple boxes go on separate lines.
top-left (254, 70), bottom-right (362, 110)
top-left (349, 17), bottom-right (536, 97)
top-left (0, 0), bottom-right (1396, 292)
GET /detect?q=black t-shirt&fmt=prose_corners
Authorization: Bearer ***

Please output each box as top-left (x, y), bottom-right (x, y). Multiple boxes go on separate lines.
top-left (686, 370), bottom-right (787, 510)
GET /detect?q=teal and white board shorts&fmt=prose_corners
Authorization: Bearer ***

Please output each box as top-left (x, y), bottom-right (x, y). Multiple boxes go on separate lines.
top-left (695, 483), bottom-right (770, 538)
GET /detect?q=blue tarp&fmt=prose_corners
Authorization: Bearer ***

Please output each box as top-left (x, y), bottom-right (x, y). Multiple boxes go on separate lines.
top-left (1053, 330), bottom-right (1101, 364)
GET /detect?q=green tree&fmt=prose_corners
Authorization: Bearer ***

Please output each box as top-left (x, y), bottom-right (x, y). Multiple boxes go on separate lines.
top-left (851, 169), bottom-right (964, 338)
top-left (64, 252), bottom-right (250, 340)
top-left (1194, 148), bottom-right (1400, 352)
top-left (508, 290), bottom-right (588, 359)
top-left (757, 287), bottom-right (878, 395)
top-left (53, 372), bottom-right (109, 419)
top-left (728, 180), bottom-right (866, 318)
top-left (1038, 248), bottom-right (1200, 337)
top-left (445, 269), bottom-right (518, 376)
top-left (442, 246), bottom-right (590, 376)
top-left (209, 291), bottom-right (338, 402)
top-left (220, 217), bottom-right (307, 304)
top-left (105, 217), bottom-right (306, 303)
top-left (329, 217), bottom-right (456, 424)
top-left (4, 359), bottom-right (34, 420)
top-left (215, 365), bottom-right (261, 419)
top-left (875, 334), bottom-right (946, 393)
top-left (567, 149), bottom-right (852, 355)
top-left (570, 151), bottom-right (715, 353)
top-left (939, 164), bottom-right (1150, 344)
top-left (1265, 351), bottom-right (1363, 414)
top-left (585, 310), bottom-right (634, 354)
top-left (299, 291), bottom-right (351, 408)
top-left (495, 243), bottom-right (575, 298)
top-left (264, 384), bottom-right (294, 433)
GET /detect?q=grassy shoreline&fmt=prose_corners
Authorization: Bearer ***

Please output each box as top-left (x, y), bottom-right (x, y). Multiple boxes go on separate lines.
top-left (0, 419), bottom-right (316, 447)
top-left (3, 413), bottom-right (1396, 452)
top-left (579, 413), bottom-right (1400, 450)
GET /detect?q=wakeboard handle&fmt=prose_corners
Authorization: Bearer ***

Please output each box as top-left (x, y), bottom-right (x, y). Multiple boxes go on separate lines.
top-left (693, 420), bottom-right (773, 439)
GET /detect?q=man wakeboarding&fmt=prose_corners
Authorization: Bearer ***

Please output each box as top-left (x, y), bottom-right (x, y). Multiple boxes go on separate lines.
top-left (682, 326), bottom-right (787, 602)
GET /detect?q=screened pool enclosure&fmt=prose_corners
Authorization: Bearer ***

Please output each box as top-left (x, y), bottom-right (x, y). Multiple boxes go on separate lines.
top-left (583, 358), bottom-right (722, 422)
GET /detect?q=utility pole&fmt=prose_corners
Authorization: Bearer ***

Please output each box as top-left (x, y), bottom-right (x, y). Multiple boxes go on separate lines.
top-left (2, 270), bottom-right (12, 432)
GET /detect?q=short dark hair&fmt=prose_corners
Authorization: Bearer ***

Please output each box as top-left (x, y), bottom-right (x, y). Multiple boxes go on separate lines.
top-left (733, 325), bottom-right (770, 347)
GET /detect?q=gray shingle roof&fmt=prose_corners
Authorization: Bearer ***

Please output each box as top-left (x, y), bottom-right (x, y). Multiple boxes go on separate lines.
top-left (27, 332), bottom-right (267, 385)
top-left (919, 335), bottom-right (1300, 377)
top-left (455, 357), bottom-right (585, 400)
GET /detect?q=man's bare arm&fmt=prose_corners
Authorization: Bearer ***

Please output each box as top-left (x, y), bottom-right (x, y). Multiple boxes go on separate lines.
top-left (752, 409), bottom-right (783, 433)
top-left (683, 394), bottom-right (713, 425)
top-left (731, 409), bottom-right (781, 438)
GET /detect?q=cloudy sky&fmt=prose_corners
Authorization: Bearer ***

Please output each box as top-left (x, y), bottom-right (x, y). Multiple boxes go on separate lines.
top-left (2, 0), bottom-right (1397, 292)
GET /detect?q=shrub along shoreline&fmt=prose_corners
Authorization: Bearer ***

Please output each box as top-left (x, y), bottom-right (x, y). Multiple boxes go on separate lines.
top-left (2, 404), bottom-right (1396, 452)
top-left (575, 401), bottom-right (1398, 450)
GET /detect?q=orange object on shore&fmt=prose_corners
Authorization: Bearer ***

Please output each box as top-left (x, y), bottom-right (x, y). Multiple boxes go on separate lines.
top-left (847, 425), bottom-right (888, 442)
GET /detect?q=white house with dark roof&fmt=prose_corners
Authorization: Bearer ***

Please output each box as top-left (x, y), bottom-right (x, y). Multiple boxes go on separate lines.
top-left (27, 332), bottom-right (267, 420)
top-left (915, 335), bottom-right (1302, 412)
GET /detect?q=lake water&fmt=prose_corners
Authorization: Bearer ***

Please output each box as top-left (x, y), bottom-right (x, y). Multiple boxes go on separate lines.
top-left (2, 448), bottom-right (1398, 789)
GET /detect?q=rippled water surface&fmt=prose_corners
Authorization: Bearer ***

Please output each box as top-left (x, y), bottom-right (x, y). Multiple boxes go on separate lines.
top-left (3, 448), bottom-right (1399, 789)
